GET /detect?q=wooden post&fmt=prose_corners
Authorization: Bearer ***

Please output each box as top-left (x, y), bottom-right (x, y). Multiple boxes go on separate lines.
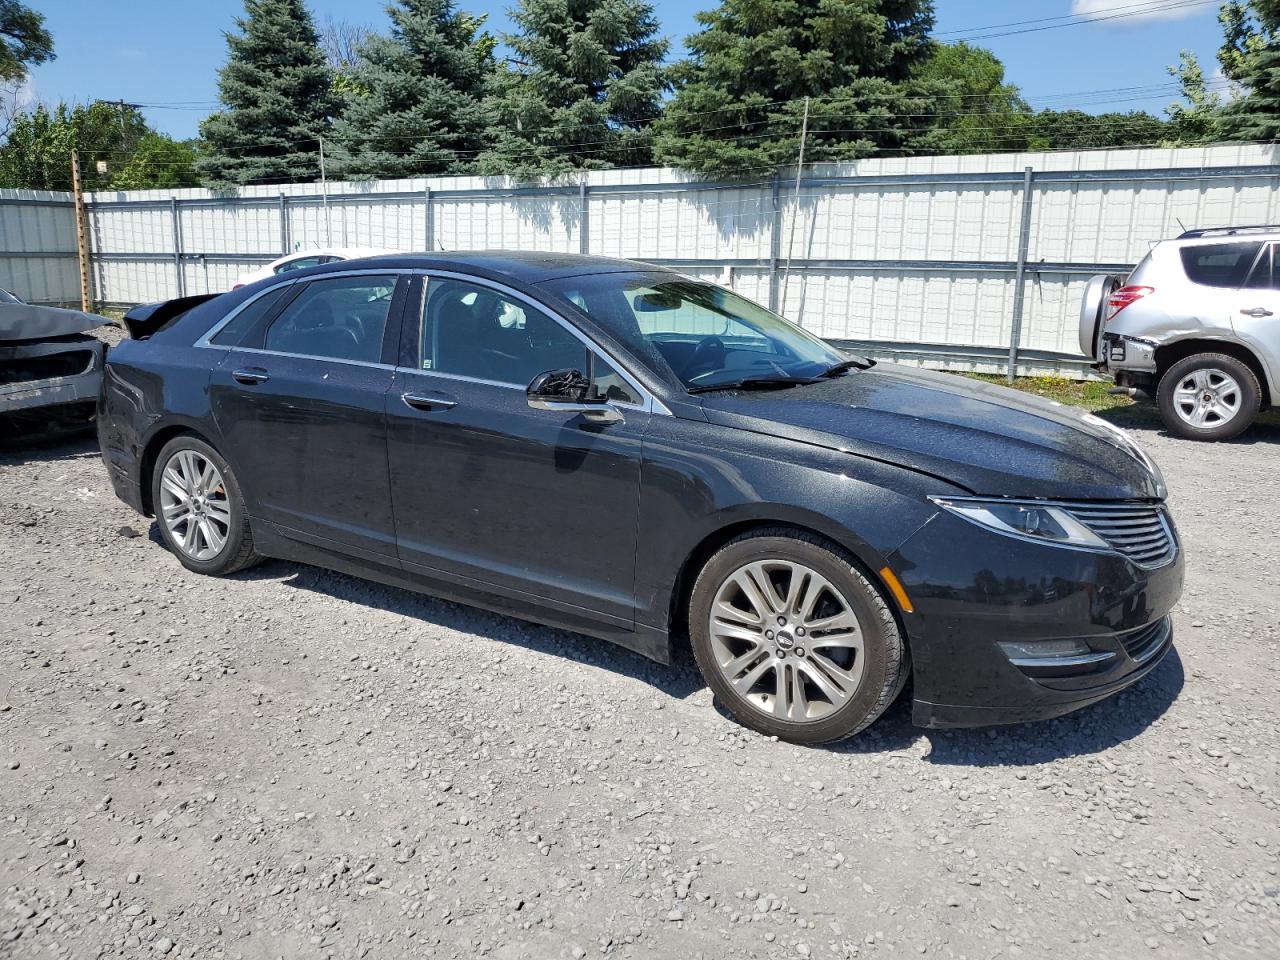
top-left (71, 150), bottom-right (92, 312)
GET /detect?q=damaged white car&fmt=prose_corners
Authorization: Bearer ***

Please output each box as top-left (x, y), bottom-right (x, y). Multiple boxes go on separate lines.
top-left (1081, 225), bottom-right (1279, 441)
top-left (0, 288), bottom-right (109, 437)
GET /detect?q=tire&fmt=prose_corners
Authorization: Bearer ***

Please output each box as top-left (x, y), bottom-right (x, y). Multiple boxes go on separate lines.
top-left (1156, 353), bottom-right (1261, 441)
top-left (150, 435), bottom-right (260, 575)
top-left (688, 528), bottom-right (908, 745)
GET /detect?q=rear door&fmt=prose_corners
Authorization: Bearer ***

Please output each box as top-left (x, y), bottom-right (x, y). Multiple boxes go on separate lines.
top-left (1234, 241), bottom-right (1280, 389)
top-left (208, 271), bottom-right (409, 561)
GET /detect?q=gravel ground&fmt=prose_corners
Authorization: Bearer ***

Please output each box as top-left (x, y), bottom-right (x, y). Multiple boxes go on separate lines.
top-left (1, 407), bottom-right (1278, 960)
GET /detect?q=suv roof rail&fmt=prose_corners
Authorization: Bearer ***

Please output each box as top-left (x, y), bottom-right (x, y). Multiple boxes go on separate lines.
top-left (1177, 225), bottom-right (1280, 240)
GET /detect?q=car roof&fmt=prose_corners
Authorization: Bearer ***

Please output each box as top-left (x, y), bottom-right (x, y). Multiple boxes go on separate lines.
top-left (303, 250), bottom-right (671, 284)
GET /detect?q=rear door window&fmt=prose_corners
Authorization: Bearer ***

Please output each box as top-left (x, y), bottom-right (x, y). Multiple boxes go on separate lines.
top-left (1179, 242), bottom-right (1263, 288)
top-left (210, 285), bottom-right (293, 346)
top-left (1243, 244), bottom-right (1278, 290)
top-left (262, 275), bottom-right (398, 363)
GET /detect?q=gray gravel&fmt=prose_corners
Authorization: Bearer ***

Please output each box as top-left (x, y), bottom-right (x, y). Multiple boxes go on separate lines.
top-left (1, 408), bottom-right (1278, 959)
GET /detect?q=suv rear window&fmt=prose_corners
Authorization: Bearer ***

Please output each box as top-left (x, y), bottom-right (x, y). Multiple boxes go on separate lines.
top-left (1180, 242), bottom-right (1263, 288)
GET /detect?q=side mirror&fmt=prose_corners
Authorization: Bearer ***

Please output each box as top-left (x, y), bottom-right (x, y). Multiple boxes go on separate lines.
top-left (526, 368), bottom-right (623, 424)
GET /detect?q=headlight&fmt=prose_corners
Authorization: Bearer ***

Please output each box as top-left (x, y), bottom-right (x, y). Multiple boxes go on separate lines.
top-left (929, 497), bottom-right (1108, 550)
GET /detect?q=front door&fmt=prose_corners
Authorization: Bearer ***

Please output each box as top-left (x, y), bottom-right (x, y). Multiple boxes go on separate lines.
top-left (210, 272), bottom-right (408, 561)
top-left (385, 274), bottom-right (649, 626)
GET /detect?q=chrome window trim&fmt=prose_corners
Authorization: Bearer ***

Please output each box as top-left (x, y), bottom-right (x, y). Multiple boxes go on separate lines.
top-left (220, 345), bottom-right (395, 371)
top-left (406, 268), bottom-right (671, 416)
top-left (194, 268), bottom-right (417, 351)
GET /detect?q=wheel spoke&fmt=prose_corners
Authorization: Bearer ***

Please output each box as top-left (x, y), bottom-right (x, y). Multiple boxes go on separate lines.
top-left (199, 518), bottom-right (226, 555)
top-left (730, 657), bottom-right (774, 697)
top-left (720, 644), bottom-right (768, 681)
top-left (731, 565), bottom-right (780, 619)
top-left (204, 502), bottom-right (232, 527)
top-left (773, 662), bottom-right (793, 719)
top-left (803, 609), bottom-right (860, 635)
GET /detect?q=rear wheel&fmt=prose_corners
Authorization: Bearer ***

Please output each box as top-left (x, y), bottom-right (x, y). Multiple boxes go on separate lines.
top-left (151, 436), bottom-right (260, 575)
top-left (688, 529), bottom-right (907, 745)
top-left (1156, 353), bottom-right (1260, 441)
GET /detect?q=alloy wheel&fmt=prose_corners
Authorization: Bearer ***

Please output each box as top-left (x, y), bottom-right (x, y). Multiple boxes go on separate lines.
top-left (1172, 368), bottom-right (1242, 428)
top-left (159, 449), bottom-right (231, 561)
top-left (708, 559), bottom-right (866, 723)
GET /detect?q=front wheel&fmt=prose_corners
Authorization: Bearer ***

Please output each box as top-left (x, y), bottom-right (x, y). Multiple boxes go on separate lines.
top-left (1156, 353), bottom-right (1261, 441)
top-left (688, 530), bottom-right (908, 745)
top-left (151, 435), bottom-right (260, 575)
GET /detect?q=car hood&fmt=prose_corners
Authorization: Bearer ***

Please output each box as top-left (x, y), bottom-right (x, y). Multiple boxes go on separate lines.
top-left (697, 363), bottom-right (1165, 501)
top-left (0, 303), bottom-right (110, 342)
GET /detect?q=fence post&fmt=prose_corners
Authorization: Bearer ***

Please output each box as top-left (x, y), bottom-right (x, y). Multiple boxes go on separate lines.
top-left (170, 197), bottom-right (185, 299)
top-left (1007, 165), bottom-right (1036, 383)
top-left (423, 185), bottom-right (433, 251)
top-left (768, 176), bottom-right (783, 314)
top-left (578, 180), bottom-right (589, 255)
top-left (278, 193), bottom-right (289, 255)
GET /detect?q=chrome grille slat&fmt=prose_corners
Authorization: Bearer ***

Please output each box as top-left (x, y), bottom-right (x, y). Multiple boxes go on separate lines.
top-left (1067, 504), bottom-right (1176, 568)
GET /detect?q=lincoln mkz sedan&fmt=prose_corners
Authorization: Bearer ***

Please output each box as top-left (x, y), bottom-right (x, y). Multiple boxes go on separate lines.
top-left (99, 253), bottom-right (1183, 744)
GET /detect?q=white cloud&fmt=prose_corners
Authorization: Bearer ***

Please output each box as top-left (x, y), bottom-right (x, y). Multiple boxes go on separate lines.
top-left (1071, 0), bottom-right (1205, 22)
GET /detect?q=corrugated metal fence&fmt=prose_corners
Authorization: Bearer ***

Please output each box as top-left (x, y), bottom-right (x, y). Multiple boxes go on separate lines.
top-left (6, 145), bottom-right (1279, 375)
top-left (0, 189), bottom-right (81, 305)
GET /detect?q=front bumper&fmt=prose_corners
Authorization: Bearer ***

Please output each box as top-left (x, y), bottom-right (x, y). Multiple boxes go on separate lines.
top-left (0, 336), bottom-right (105, 414)
top-left (889, 508), bottom-right (1183, 729)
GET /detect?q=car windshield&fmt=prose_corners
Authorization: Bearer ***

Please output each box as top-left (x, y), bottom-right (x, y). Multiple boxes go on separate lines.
top-left (0, 286), bottom-right (24, 304)
top-left (544, 272), bottom-right (853, 391)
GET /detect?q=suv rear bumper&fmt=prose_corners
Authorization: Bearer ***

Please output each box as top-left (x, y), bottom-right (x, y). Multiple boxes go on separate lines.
top-left (1097, 333), bottom-right (1158, 374)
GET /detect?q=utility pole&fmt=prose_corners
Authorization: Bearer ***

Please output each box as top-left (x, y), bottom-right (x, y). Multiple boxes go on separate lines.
top-left (319, 136), bottom-right (332, 248)
top-left (70, 150), bottom-right (92, 313)
top-left (780, 96), bottom-right (810, 312)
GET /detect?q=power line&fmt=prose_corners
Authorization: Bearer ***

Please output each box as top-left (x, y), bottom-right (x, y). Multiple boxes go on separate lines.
top-left (948, 0), bottom-right (1220, 43)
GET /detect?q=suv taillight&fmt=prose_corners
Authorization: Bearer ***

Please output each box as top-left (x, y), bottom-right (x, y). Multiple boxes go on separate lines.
top-left (1106, 285), bottom-right (1154, 321)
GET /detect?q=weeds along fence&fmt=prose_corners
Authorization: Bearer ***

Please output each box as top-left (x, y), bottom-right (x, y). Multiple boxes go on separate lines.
top-left (8, 145), bottom-right (1280, 377)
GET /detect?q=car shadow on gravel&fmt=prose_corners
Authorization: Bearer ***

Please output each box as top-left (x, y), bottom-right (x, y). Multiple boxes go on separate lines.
top-left (1095, 404), bottom-right (1280, 443)
top-left (0, 431), bottom-right (99, 465)
top-left (832, 646), bottom-right (1186, 766)
top-left (221, 556), bottom-right (710, 701)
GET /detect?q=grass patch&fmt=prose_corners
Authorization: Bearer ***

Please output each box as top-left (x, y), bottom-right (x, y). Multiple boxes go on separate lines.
top-left (963, 373), bottom-right (1132, 412)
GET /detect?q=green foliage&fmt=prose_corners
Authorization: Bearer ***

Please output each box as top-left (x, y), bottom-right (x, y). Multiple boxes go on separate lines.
top-left (1031, 110), bottom-right (1169, 150)
top-left (916, 42), bottom-right (1041, 154)
top-left (475, 0), bottom-right (670, 179)
top-left (1217, 0), bottom-right (1280, 142)
top-left (328, 0), bottom-right (493, 179)
top-left (1165, 50), bottom-right (1222, 144)
top-left (652, 0), bottom-right (943, 180)
top-left (0, 101), bottom-right (197, 192)
top-left (108, 133), bottom-right (200, 190)
top-left (0, 0), bottom-right (53, 83)
top-left (198, 0), bottom-right (338, 187)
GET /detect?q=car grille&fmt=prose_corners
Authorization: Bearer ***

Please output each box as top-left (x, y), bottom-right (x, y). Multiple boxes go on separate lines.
top-left (1119, 617), bottom-right (1172, 665)
top-left (1067, 504), bottom-right (1176, 568)
top-left (0, 350), bottom-right (93, 386)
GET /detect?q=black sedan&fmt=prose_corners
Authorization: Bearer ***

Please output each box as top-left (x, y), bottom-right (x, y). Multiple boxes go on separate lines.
top-left (98, 253), bottom-right (1183, 744)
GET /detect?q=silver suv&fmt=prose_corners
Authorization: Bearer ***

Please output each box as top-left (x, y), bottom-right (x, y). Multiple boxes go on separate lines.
top-left (1081, 225), bottom-right (1278, 440)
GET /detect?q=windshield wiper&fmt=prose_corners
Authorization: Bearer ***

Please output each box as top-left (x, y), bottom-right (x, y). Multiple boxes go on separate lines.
top-left (687, 376), bottom-right (817, 394)
top-left (820, 358), bottom-right (871, 378)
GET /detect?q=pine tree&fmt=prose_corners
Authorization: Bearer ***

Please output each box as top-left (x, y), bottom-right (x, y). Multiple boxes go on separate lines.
top-left (1218, 0), bottom-right (1280, 142)
top-left (198, 0), bottom-right (337, 187)
top-left (328, 0), bottom-right (493, 179)
top-left (475, 0), bottom-right (669, 179)
top-left (652, 0), bottom-right (942, 179)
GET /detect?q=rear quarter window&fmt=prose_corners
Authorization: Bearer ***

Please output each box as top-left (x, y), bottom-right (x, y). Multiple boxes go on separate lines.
top-left (1179, 242), bottom-right (1263, 288)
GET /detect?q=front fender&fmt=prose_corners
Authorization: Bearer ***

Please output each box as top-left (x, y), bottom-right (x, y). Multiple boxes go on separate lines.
top-left (634, 414), bottom-right (957, 633)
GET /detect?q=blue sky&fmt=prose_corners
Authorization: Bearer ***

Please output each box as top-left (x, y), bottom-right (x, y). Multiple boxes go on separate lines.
top-left (27, 0), bottom-right (1228, 140)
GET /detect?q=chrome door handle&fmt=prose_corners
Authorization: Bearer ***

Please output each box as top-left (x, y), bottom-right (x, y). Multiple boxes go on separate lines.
top-left (402, 392), bottom-right (458, 412)
top-left (232, 367), bottom-right (270, 384)
top-left (1240, 307), bottom-right (1274, 318)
